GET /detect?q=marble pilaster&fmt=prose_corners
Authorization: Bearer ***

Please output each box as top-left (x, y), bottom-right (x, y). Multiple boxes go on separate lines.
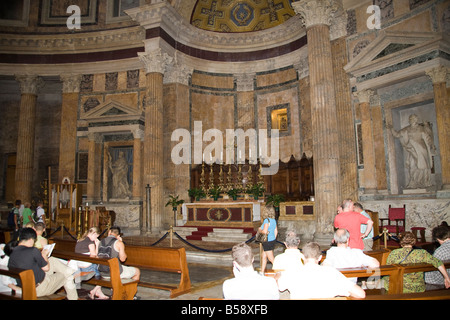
top-left (86, 133), bottom-right (102, 204)
top-left (293, 0), bottom-right (342, 244)
top-left (58, 74), bottom-right (81, 183)
top-left (355, 89), bottom-right (377, 192)
top-left (14, 75), bottom-right (44, 203)
top-left (426, 66), bottom-right (450, 189)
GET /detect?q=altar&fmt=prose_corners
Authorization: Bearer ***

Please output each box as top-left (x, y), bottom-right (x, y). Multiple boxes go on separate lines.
top-left (181, 201), bottom-right (262, 228)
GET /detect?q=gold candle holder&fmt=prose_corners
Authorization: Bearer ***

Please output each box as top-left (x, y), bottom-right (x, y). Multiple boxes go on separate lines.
top-left (200, 161), bottom-right (206, 192)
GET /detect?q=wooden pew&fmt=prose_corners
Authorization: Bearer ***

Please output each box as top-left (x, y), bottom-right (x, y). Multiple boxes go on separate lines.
top-left (51, 249), bottom-right (138, 300)
top-left (0, 265), bottom-right (65, 300)
top-left (49, 238), bottom-right (192, 298)
top-left (123, 245), bottom-right (191, 298)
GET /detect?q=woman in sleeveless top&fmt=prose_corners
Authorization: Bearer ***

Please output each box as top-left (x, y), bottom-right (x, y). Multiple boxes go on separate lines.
top-left (259, 208), bottom-right (278, 274)
top-left (75, 227), bottom-right (109, 299)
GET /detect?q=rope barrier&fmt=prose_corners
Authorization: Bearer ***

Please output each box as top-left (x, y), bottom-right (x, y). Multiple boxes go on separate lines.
top-left (173, 232), bottom-right (257, 253)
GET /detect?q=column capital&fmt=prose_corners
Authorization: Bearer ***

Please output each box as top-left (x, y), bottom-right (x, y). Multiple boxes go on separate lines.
top-left (425, 65), bottom-right (449, 84)
top-left (60, 74), bottom-right (82, 93)
top-left (292, 0), bottom-right (341, 29)
top-left (133, 128), bottom-right (145, 140)
top-left (88, 132), bottom-right (103, 144)
top-left (15, 74), bottom-right (44, 95)
top-left (354, 89), bottom-right (374, 104)
top-left (164, 62), bottom-right (193, 86)
top-left (138, 48), bottom-right (173, 75)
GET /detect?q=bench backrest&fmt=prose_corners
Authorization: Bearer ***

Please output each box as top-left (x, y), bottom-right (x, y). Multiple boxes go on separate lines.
top-left (0, 265), bottom-right (37, 300)
top-left (125, 245), bottom-right (186, 273)
top-left (49, 239), bottom-right (187, 273)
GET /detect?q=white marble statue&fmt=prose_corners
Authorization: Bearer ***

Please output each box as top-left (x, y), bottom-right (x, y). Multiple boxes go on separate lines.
top-left (108, 151), bottom-right (131, 199)
top-left (389, 114), bottom-right (436, 189)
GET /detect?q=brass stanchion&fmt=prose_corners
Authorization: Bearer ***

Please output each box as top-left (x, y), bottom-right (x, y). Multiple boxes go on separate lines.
top-left (169, 225), bottom-right (173, 248)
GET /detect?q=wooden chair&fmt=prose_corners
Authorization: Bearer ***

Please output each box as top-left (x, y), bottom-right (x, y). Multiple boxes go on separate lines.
top-left (380, 205), bottom-right (406, 236)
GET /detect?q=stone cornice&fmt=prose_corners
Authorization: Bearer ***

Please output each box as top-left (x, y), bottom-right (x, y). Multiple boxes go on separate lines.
top-left (0, 26), bottom-right (145, 54)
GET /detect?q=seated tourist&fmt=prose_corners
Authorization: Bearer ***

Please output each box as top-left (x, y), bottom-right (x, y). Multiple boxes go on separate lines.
top-left (322, 229), bottom-right (379, 285)
top-left (33, 222), bottom-right (48, 250)
top-left (222, 243), bottom-right (279, 300)
top-left (425, 225), bottom-right (450, 287)
top-left (0, 242), bottom-right (22, 295)
top-left (384, 231), bottom-right (450, 293)
top-left (273, 230), bottom-right (304, 272)
top-left (276, 242), bottom-right (366, 299)
top-left (8, 228), bottom-right (78, 300)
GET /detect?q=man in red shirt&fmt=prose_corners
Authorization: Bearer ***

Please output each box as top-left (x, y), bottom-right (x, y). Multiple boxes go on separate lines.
top-left (334, 199), bottom-right (373, 250)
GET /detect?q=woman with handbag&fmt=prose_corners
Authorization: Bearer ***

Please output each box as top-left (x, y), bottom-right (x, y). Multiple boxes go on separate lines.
top-left (259, 209), bottom-right (278, 274)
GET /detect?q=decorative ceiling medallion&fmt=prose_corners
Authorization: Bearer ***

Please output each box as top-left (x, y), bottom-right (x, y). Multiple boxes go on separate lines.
top-left (231, 3), bottom-right (254, 26)
top-left (191, 0), bottom-right (295, 33)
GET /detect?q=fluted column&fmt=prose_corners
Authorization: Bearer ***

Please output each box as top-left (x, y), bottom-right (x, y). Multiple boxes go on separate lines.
top-left (164, 62), bottom-right (192, 211)
top-left (293, 0), bottom-right (342, 243)
top-left (426, 66), bottom-right (450, 189)
top-left (331, 36), bottom-right (358, 200)
top-left (58, 74), bottom-right (81, 182)
top-left (139, 49), bottom-right (173, 233)
top-left (15, 75), bottom-right (44, 203)
top-left (355, 89), bottom-right (377, 192)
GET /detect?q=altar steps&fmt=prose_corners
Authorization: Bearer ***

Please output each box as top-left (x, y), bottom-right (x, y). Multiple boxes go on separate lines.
top-left (174, 226), bottom-right (256, 243)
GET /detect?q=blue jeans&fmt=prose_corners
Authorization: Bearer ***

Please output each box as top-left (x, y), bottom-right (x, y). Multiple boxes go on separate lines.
top-left (80, 264), bottom-right (100, 277)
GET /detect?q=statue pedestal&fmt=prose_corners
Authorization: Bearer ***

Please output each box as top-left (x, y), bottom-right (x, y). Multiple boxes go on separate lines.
top-left (402, 188), bottom-right (427, 194)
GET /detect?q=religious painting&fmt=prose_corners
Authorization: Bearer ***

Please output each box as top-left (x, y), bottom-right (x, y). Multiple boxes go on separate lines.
top-left (267, 104), bottom-right (291, 137)
top-left (76, 152), bottom-right (89, 182)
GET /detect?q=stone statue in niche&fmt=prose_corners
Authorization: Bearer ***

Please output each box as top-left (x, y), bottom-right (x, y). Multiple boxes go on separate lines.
top-left (108, 151), bottom-right (130, 199)
top-left (389, 114), bottom-right (436, 189)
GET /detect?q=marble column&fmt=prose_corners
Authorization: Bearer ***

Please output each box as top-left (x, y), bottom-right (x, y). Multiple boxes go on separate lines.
top-left (139, 49), bottom-right (173, 233)
top-left (164, 62), bottom-right (192, 213)
top-left (58, 74), bottom-right (81, 183)
top-left (331, 36), bottom-right (358, 201)
top-left (426, 66), bottom-right (450, 189)
top-left (355, 89), bottom-right (377, 193)
top-left (14, 75), bottom-right (44, 203)
top-left (293, 0), bottom-right (342, 244)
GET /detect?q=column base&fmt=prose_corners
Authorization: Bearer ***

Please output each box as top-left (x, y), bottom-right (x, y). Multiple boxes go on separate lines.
top-left (312, 232), bottom-right (334, 248)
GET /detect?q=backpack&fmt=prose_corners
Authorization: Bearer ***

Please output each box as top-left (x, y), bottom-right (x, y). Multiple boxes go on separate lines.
top-left (7, 208), bottom-right (16, 228)
top-left (97, 237), bottom-right (122, 274)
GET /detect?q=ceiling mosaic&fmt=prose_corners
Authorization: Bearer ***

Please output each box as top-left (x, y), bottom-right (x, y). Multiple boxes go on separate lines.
top-left (190, 0), bottom-right (295, 33)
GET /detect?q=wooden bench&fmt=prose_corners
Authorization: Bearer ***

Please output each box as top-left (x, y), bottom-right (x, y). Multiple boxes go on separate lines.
top-left (51, 249), bottom-right (138, 300)
top-left (49, 238), bottom-right (191, 298)
top-left (123, 245), bottom-right (191, 298)
top-left (0, 265), bottom-right (65, 300)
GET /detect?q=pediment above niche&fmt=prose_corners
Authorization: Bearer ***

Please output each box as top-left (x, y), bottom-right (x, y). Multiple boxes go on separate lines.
top-left (81, 100), bottom-right (144, 123)
top-left (345, 31), bottom-right (449, 89)
top-left (344, 31), bottom-right (448, 74)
